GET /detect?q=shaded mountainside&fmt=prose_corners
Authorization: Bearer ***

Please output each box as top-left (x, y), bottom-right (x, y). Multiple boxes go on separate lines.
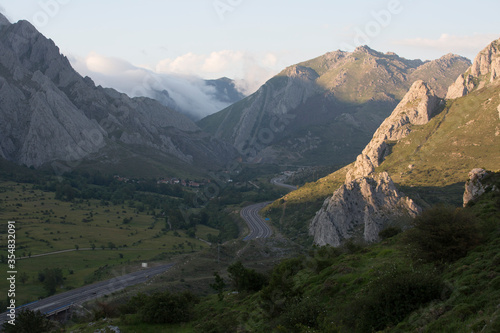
top-left (265, 38), bottom-right (500, 246)
top-left (0, 14), bottom-right (236, 176)
top-left (199, 46), bottom-right (470, 166)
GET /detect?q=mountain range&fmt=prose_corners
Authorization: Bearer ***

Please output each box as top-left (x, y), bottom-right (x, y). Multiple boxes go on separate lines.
top-left (198, 46), bottom-right (470, 166)
top-left (0, 13), bottom-right (236, 176)
top-left (265, 37), bottom-right (500, 246)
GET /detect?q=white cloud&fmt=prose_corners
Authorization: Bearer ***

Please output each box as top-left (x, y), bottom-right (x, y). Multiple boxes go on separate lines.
top-left (395, 33), bottom-right (500, 59)
top-left (156, 50), bottom-right (279, 94)
top-left (69, 50), bottom-right (284, 119)
top-left (70, 53), bottom-right (236, 120)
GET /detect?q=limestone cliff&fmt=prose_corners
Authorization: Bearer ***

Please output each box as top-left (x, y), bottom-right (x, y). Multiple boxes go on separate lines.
top-left (346, 80), bottom-right (441, 182)
top-left (446, 38), bottom-right (500, 99)
top-left (309, 172), bottom-right (420, 247)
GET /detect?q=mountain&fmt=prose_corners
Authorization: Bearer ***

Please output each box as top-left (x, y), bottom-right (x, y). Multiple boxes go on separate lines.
top-left (265, 40), bottom-right (500, 244)
top-left (198, 46), bottom-right (470, 166)
top-left (306, 38), bottom-right (500, 246)
top-left (205, 77), bottom-right (246, 105)
top-left (129, 76), bottom-right (245, 121)
top-left (0, 14), bottom-right (236, 176)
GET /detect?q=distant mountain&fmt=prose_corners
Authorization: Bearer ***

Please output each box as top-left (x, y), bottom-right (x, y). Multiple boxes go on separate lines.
top-left (0, 14), bottom-right (236, 176)
top-left (205, 77), bottom-right (246, 104)
top-left (198, 46), bottom-right (470, 166)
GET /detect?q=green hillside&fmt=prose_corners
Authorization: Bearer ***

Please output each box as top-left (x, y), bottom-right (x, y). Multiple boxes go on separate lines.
top-left (64, 177), bottom-right (500, 332)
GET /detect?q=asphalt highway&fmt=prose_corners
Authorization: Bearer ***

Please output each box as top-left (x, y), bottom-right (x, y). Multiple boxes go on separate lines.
top-left (270, 176), bottom-right (298, 191)
top-left (0, 263), bottom-right (174, 325)
top-left (240, 201), bottom-right (273, 241)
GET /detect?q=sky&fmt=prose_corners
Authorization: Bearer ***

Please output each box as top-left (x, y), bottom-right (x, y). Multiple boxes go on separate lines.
top-left (0, 0), bottom-right (498, 117)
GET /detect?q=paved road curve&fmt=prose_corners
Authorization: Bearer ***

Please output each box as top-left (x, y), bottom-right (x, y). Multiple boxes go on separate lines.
top-left (270, 176), bottom-right (298, 191)
top-left (0, 263), bottom-right (174, 325)
top-left (241, 201), bottom-right (273, 241)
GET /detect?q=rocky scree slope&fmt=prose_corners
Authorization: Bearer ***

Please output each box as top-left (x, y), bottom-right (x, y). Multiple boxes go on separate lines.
top-left (0, 14), bottom-right (236, 173)
top-left (199, 46), bottom-right (470, 166)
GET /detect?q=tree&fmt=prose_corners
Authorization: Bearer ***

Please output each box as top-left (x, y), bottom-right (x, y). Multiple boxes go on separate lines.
top-left (19, 272), bottom-right (29, 285)
top-left (210, 272), bottom-right (227, 301)
top-left (2, 309), bottom-right (53, 332)
top-left (39, 268), bottom-right (63, 296)
top-left (227, 261), bottom-right (267, 293)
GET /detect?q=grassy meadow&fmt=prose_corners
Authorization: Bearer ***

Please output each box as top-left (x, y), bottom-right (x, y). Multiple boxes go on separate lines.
top-left (0, 181), bottom-right (218, 304)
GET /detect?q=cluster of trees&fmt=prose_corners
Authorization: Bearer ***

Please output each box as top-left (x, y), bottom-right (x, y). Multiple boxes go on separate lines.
top-left (119, 291), bottom-right (199, 324)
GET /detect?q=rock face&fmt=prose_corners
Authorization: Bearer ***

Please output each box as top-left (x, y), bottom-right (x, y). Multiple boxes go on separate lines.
top-left (346, 80), bottom-right (441, 182)
top-left (463, 168), bottom-right (498, 207)
top-left (0, 15), bottom-right (236, 170)
top-left (446, 38), bottom-right (500, 99)
top-left (309, 172), bottom-right (420, 246)
top-left (199, 46), bottom-right (469, 166)
top-left (309, 80), bottom-right (440, 246)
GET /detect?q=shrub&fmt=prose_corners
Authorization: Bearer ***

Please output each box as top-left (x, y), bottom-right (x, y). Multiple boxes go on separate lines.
top-left (404, 205), bottom-right (481, 263)
top-left (138, 291), bottom-right (198, 324)
top-left (379, 226), bottom-right (402, 240)
top-left (2, 309), bottom-right (54, 332)
top-left (227, 261), bottom-right (268, 293)
top-left (343, 265), bottom-right (443, 332)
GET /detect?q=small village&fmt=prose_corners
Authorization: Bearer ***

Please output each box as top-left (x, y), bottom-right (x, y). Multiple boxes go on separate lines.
top-left (113, 175), bottom-right (211, 188)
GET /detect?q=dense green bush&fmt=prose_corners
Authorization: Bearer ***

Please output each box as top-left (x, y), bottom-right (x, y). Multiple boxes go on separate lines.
top-left (343, 265), bottom-right (443, 332)
top-left (2, 309), bottom-right (54, 333)
top-left (121, 291), bottom-right (198, 324)
top-left (404, 205), bottom-right (482, 263)
top-left (227, 261), bottom-right (268, 293)
top-left (260, 257), bottom-right (305, 317)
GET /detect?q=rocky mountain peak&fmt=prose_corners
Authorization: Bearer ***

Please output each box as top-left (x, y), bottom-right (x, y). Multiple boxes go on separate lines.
top-left (0, 12), bottom-right (10, 27)
top-left (446, 38), bottom-right (500, 99)
top-left (470, 39), bottom-right (500, 79)
top-left (354, 45), bottom-right (379, 56)
top-left (345, 80), bottom-right (441, 182)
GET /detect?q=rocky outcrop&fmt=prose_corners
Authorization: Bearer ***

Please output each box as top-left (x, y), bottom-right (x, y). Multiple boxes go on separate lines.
top-left (463, 168), bottom-right (499, 207)
top-left (446, 38), bottom-right (500, 99)
top-left (309, 80), bottom-right (438, 246)
top-left (0, 16), bottom-right (236, 170)
top-left (346, 80), bottom-right (441, 182)
top-left (309, 172), bottom-right (420, 246)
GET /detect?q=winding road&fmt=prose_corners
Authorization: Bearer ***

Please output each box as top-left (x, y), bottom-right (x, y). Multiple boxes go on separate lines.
top-left (241, 201), bottom-right (273, 241)
top-left (0, 263), bottom-right (174, 325)
top-left (240, 175), bottom-right (297, 241)
top-left (271, 176), bottom-right (298, 191)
